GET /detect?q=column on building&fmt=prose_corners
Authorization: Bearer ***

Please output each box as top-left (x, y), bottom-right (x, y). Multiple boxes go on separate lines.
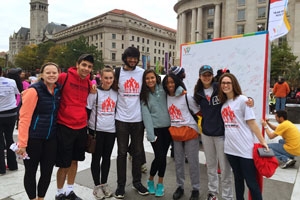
top-left (176, 14), bottom-right (182, 58)
top-left (213, 3), bottom-right (221, 38)
top-left (191, 8), bottom-right (197, 42)
top-left (181, 12), bottom-right (186, 44)
top-left (196, 7), bottom-right (203, 41)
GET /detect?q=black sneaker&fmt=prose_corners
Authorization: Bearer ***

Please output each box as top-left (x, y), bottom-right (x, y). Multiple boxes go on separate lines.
top-left (55, 193), bottom-right (66, 200)
top-left (132, 182), bottom-right (149, 196)
top-left (190, 190), bottom-right (199, 200)
top-left (65, 191), bottom-right (82, 200)
top-left (114, 186), bottom-right (125, 199)
top-left (173, 187), bottom-right (184, 200)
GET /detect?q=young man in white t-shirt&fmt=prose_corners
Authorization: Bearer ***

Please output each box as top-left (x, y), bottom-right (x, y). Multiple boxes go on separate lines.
top-left (114, 47), bottom-right (149, 199)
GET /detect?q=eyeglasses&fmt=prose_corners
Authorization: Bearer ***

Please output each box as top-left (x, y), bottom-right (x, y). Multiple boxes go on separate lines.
top-left (221, 82), bottom-right (232, 85)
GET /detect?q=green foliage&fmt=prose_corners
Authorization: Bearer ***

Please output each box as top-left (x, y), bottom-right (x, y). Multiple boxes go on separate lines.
top-left (14, 44), bottom-right (39, 71)
top-left (271, 42), bottom-right (300, 88)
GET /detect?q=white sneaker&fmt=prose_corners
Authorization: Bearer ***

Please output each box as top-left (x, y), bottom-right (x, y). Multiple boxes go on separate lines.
top-left (280, 158), bottom-right (296, 169)
top-left (141, 164), bottom-right (147, 173)
top-left (93, 185), bottom-right (105, 199)
top-left (101, 183), bottom-right (113, 197)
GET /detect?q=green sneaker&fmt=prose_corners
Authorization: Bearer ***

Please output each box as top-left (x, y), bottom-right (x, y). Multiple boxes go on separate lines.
top-left (147, 180), bottom-right (155, 194)
top-left (155, 183), bottom-right (164, 197)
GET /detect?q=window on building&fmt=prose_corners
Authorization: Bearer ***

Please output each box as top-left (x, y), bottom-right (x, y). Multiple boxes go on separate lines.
top-left (258, 0), bottom-right (266, 3)
top-left (154, 49), bottom-right (157, 53)
top-left (137, 37), bottom-right (140, 42)
top-left (237, 9), bottom-right (245, 21)
top-left (137, 45), bottom-right (140, 50)
top-left (112, 53), bottom-right (116, 61)
top-left (112, 42), bottom-right (116, 48)
top-left (258, 7), bottom-right (266, 18)
top-left (278, 36), bottom-right (287, 46)
top-left (154, 56), bottom-right (156, 65)
top-left (238, 0), bottom-right (246, 6)
top-left (132, 35), bottom-right (134, 41)
top-left (147, 39), bottom-right (150, 44)
top-left (208, 8), bottom-right (215, 16)
top-left (100, 42), bottom-right (103, 48)
top-left (162, 50), bottom-right (165, 55)
top-left (154, 41), bottom-right (157, 46)
top-left (162, 58), bottom-right (164, 64)
top-left (122, 44), bottom-right (124, 49)
top-left (158, 42), bottom-right (161, 47)
top-left (95, 35), bottom-right (98, 40)
top-left (142, 46), bottom-right (145, 52)
top-left (169, 44), bottom-right (172, 49)
top-left (162, 43), bottom-right (164, 48)
top-left (158, 49), bottom-right (160, 54)
top-left (142, 38), bottom-right (145, 43)
top-left (207, 19), bottom-right (214, 29)
top-left (122, 35), bottom-right (124, 40)
top-left (112, 33), bottom-right (116, 39)
top-left (237, 24), bottom-right (245, 34)
top-left (100, 33), bottom-right (103, 39)
top-left (207, 32), bottom-right (213, 39)
top-left (147, 47), bottom-right (149, 52)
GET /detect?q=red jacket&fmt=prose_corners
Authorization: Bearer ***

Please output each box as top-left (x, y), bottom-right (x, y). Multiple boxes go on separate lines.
top-left (57, 67), bottom-right (91, 129)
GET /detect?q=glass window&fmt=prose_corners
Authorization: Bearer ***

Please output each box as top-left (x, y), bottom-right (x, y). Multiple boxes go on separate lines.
top-left (142, 38), bottom-right (145, 43)
top-left (131, 36), bottom-right (134, 41)
top-left (238, 9), bottom-right (245, 21)
top-left (122, 35), bottom-right (124, 40)
top-left (207, 32), bottom-right (213, 39)
top-left (112, 34), bottom-right (116, 39)
top-left (154, 56), bottom-right (156, 65)
top-left (258, 7), bottom-right (266, 18)
top-left (137, 37), bottom-right (140, 42)
top-left (147, 39), bottom-right (150, 44)
top-left (154, 49), bottom-right (157, 53)
top-left (112, 42), bottom-right (116, 48)
top-left (112, 53), bottom-right (116, 61)
top-left (237, 24), bottom-right (245, 34)
top-left (122, 44), bottom-right (124, 49)
top-left (208, 8), bottom-right (214, 16)
top-left (258, 0), bottom-right (266, 3)
top-left (147, 47), bottom-right (149, 52)
top-left (207, 19), bottom-right (214, 29)
top-left (238, 0), bottom-right (246, 6)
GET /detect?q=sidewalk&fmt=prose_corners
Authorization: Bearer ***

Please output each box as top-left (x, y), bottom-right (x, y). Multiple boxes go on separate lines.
top-left (1, 117), bottom-right (300, 200)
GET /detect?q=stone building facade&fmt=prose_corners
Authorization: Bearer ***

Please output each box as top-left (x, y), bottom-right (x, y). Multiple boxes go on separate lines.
top-left (53, 9), bottom-right (176, 68)
top-left (173, 0), bottom-right (300, 60)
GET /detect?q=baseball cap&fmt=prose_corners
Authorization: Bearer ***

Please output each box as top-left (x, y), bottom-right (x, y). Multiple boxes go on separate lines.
top-left (77, 53), bottom-right (94, 64)
top-left (199, 65), bottom-right (213, 75)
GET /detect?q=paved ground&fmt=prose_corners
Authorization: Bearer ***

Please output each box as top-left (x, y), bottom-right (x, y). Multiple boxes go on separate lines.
top-left (1, 115), bottom-right (300, 200)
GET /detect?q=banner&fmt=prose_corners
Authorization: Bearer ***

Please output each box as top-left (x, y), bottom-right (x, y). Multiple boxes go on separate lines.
top-left (142, 55), bottom-right (147, 69)
top-left (268, 0), bottom-right (291, 41)
top-left (155, 60), bottom-right (160, 74)
top-left (164, 52), bottom-right (169, 74)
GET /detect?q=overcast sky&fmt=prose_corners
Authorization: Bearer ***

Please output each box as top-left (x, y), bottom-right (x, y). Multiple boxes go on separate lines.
top-left (0, 0), bottom-right (178, 52)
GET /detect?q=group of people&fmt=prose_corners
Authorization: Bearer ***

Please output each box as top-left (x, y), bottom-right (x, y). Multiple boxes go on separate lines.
top-left (1, 46), bottom-right (300, 200)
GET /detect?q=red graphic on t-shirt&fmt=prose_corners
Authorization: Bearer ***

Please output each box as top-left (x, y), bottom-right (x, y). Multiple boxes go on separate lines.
top-left (168, 104), bottom-right (184, 121)
top-left (101, 97), bottom-right (116, 112)
top-left (206, 95), bottom-right (211, 102)
top-left (124, 77), bottom-right (139, 93)
top-left (221, 106), bottom-right (236, 123)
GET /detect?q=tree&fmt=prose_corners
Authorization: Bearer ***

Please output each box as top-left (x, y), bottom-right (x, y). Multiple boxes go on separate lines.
top-left (14, 44), bottom-right (39, 71)
top-left (271, 42), bottom-right (300, 88)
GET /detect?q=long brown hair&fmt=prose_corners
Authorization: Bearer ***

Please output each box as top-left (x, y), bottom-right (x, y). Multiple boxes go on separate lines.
top-left (218, 73), bottom-right (242, 103)
top-left (140, 69), bottom-right (161, 106)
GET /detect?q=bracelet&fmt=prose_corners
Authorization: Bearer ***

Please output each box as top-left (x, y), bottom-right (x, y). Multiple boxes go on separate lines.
top-left (264, 126), bottom-right (268, 129)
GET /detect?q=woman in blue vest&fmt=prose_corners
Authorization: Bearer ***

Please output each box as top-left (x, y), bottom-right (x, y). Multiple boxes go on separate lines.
top-left (17, 62), bottom-right (61, 200)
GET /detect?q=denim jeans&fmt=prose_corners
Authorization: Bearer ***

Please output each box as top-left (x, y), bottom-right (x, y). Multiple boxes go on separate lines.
top-left (226, 154), bottom-right (262, 200)
top-left (275, 97), bottom-right (286, 111)
top-left (115, 120), bottom-right (145, 187)
top-left (268, 139), bottom-right (294, 163)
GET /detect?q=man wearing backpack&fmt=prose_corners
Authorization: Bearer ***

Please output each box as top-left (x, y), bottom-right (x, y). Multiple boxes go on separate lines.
top-left (55, 54), bottom-right (94, 200)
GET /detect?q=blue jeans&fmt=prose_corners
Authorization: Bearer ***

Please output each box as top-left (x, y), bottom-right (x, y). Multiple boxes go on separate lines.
top-left (268, 139), bottom-right (294, 163)
top-left (275, 97), bottom-right (286, 111)
top-left (115, 120), bottom-right (145, 187)
top-left (226, 154), bottom-right (262, 200)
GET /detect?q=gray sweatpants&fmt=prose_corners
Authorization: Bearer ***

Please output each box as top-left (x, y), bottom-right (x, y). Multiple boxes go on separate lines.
top-left (202, 134), bottom-right (234, 200)
top-left (174, 137), bottom-right (200, 191)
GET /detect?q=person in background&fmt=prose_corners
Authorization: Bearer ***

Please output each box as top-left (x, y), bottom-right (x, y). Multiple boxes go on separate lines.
top-left (193, 65), bottom-right (234, 200)
top-left (55, 54), bottom-right (94, 200)
top-left (261, 110), bottom-right (300, 169)
top-left (29, 71), bottom-right (38, 84)
top-left (86, 67), bottom-right (118, 200)
top-left (0, 66), bottom-right (19, 175)
top-left (269, 93), bottom-right (276, 114)
top-left (273, 76), bottom-right (290, 111)
top-left (20, 71), bottom-right (30, 90)
top-left (163, 73), bottom-right (200, 200)
top-left (218, 73), bottom-right (268, 200)
top-left (114, 47), bottom-right (149, 199)
top-left (17, 62), bottom-right (61, 200)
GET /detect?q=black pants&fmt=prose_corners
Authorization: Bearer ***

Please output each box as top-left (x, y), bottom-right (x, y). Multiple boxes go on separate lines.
top-left (149, 127), bottom-right (172, 177)
top-left (0, 115), bottom-right (18, 174)
top-left (23, 138), bottom-right (57, 199)
top-left (90, 129), bottom-right (116, 186)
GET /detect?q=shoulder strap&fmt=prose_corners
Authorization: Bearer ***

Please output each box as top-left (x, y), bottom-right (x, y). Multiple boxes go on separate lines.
top-left (60, 72), bottom-right (68, 92)
top-left (93, 91), bottom-right (98, 138)
top-left (115, 67), bottom-right (121, 83)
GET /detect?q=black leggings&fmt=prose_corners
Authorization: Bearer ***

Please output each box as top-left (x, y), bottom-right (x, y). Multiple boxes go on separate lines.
top-left (90, 130), bottom-right (116, 186)
top-left (23, 138), bottom-right (57, 199)
top-left (150, 127), bottom-right (172, 178)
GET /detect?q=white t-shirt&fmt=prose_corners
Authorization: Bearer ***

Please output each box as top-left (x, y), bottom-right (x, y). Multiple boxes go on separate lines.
top-left (0, 77), bottom-right (19, 112)
top-left (167, 94), bottom-right (200, 133)
top-left (86, 88), bottom-right (118, 133)
top-left (221, 95), bottom-right (256, 159)
top-left (115, 67), bottom-right (144, 122)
